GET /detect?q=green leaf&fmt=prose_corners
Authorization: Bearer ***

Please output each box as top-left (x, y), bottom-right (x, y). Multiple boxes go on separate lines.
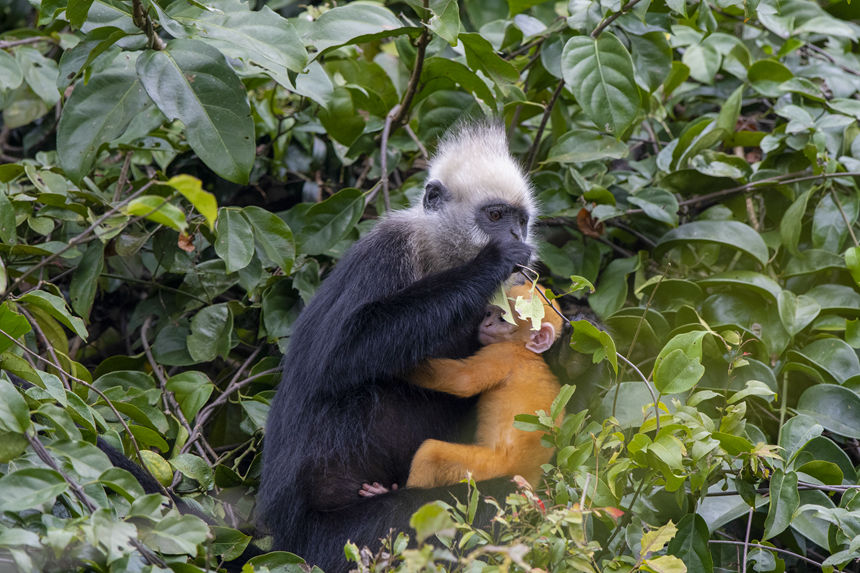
top-left (682, 42), bottom-right (720, 84)
top-left (628, 188), bottom-right (679, 226)
top-left (777, 290), bottom-right (820, 337)
top-left (779, 188), bottom-right (813, 255)
top-left (0, 190), bottom-right (16, 245)
top-left (211, 526), bottom-right (252, 562)
top-left (0, 51), bottom-right (23, 91)
top-left (295, 188), bottom-right (365, 256)
top-left (215, 207), bottom-right (254, 273)
top-left (0, 303), bottom-right (31, 355)
top-left (792, 338), bottom-right (860, 384)
top-left (763, 469), bottom-right (799, 540)
top-left (126, 195), bottom-right (188, 232)
top-left (629, 32), bottom-right (672, 93)
top-left (748, 59), bottom-right (793, 97)
top-left (460, 33), bottom-right (518, 84)
top-left (0, 378), bottom-right (31, 434)
top-left (169, 453), bottom-right (214, 490)
top-left (69, 241), bottom-right (104, 321)
top-left (165, 175), bottom-right (218, 232)
top-left (308, 4), bottom-right (415, 54)
top-left (667, 514), bottom-right (713, 572)
top-left (18, 290), bottom-right (88, 340)
top-left (186, 303), bottom-right (232, 363)
top-left (141, 514), bottom-right (210, 555)
top-left (561, 33), bottom-right (640, 135)
top-left (727, 380), bottom-right (776, 404)
top-left (410, 501), bottom-right (455, 544)
top-left (0, 468), bottom-right (67, 512)
top-left (137, 39), bottom-right (254, 184)
top-left (57, 52), bottom-right (154, 182)
top-left (655, 221), bottom-right (769, 266)
top-left (188, 0), bottom-right (307, 78)
top-left (418, 57), bottom-right (497, 108)
top-left (845, 247), bottom-right (860, 288)
top-left (654, 349), bottom-right (706, 395)
top-left (569, 319), bottom-right (618, 374)
top-left (243, 206), bottom-right (295, 274)
top-left (428, 0), bottom-right (461, 45)
top-left (318, 86), bottom-right (365, 146)
top-left (17, 48), bottom-right (59, 105)
top-left (67, 0), bottom-right (95, 28)
top-left (545, 129), bottom-right (629, 164)
top-left (796, 384), bottom-right (860, 439)
top-left (589, 255), bottom-right (641, 319)
top-left (165, 371), bottom-right (214, 422)
top-left (805, 284), bottom-right (860, 314)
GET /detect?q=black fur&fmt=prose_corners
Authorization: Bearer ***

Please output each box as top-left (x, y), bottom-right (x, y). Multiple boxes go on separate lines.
top-left (259, 217), bottom-right (531, 571)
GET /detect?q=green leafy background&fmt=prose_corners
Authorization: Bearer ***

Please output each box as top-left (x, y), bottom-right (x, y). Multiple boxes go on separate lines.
top-left (1, 0), bottom-right (860, 570)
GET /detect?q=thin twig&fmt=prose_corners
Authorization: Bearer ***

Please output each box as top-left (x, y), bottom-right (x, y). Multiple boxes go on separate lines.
top-left (18, 306), bottom-right (70, 389)
top-left (2, 181), bottom-right (154, 302)
top-left (141, 317), bottom-right (216, 462)
top-left (622, 171), bottom-right (860, 216)
top-left (805, 44), bottom-right (860, 78)
top-left (404, 123), bottom-right (429, 159)
top-left (380, 105), bottom-right (400, 212)
top-left (616, 352), bottom-right (660, 432)
top-left (742, 506), bottom-right (753, 573)
top-left (389, 0), bottom-right (430, 128)
top-left (113, 152), bottom-right (133, 202)
top-left (525, 79), bottom-right (565, 172)
top-left (591, 0), bottom-right (646, 38)
top-left (709, 540), bottom-right (841, 572)
top-left (829, 188), bottom-right (859, 248)
top-left (0, 36), bottom-right (57, 48)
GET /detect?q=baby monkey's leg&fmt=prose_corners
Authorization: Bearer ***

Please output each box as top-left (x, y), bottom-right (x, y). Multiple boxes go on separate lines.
top-left (406, 439), bottom-right (510, 488)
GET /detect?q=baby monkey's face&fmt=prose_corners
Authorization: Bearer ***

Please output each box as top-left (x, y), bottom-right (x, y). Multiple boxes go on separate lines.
top-left (478, 305), bottom-right (520, 346)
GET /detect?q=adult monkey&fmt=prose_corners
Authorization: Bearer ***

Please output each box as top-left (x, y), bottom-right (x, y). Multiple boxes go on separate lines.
top-left (259, 122), bottom-right (538, 570)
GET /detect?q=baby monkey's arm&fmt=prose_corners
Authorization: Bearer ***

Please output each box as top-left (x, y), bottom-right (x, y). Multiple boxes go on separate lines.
top-left (409, 342), bottom-right (522, 397)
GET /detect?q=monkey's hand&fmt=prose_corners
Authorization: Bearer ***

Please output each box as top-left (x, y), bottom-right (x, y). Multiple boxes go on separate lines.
top-left (476, 240), bottom-right (533, 279)
top-left (358, 482), bottom-right (398, 498)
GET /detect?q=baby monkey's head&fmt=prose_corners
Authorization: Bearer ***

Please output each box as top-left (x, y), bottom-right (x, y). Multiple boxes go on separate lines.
top-left (478, 283), bottom-right (564, 354)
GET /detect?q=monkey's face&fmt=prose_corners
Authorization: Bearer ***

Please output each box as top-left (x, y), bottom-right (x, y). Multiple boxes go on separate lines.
top-left (478, 305), bottom-right (521, 346)
top-left (474, 200), bottom-right (530, 244)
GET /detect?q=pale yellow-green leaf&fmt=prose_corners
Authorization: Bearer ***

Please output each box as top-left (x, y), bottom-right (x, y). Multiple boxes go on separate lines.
top-left (166, 174), bottom-right (218, 231)
top-left (125, 195), bottom-right (188, 232)
top-left (640, 520), bottom-right (678, 558)
top-left (642, 555), bottom-right (688, 573)
top-left (727, 380), bottom-right (776, 404)
top-left (515, 291), bottom-right (545, 331)
top-left (138, 450), bottom-right (173, 486)
top-left (489, 285), bottom-right (516, 325)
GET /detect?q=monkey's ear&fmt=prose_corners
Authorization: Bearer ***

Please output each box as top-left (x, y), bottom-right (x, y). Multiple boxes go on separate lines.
top-left (423, 180), bottom-right (451, 211)
top-left (525, 323), bottom-right (556, 354)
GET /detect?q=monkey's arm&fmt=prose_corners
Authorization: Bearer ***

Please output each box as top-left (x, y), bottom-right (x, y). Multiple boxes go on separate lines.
top-left (410, 343), bottom-right (523, 397)
top-left (323, 239), bottom-right (532, 384)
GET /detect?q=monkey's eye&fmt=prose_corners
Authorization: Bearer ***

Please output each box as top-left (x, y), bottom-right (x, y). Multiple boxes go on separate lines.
top-left (488, 209), bottom-right (502, 222)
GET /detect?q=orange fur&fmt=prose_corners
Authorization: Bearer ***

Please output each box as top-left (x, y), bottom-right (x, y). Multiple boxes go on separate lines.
top-left (407, 284), bottom-right (563, 488)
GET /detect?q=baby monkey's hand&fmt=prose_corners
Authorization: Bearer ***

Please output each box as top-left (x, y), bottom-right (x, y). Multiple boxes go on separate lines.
top-left (358, 482), bottom-right (398, 498)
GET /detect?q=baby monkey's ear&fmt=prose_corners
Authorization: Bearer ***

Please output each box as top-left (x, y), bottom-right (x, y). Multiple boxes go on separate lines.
top-left (525, 322), bottom-right (556, 354)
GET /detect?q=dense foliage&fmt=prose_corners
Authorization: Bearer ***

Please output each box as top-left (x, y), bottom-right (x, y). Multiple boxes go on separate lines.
top-left (1, 0), bottom-right (860, 570)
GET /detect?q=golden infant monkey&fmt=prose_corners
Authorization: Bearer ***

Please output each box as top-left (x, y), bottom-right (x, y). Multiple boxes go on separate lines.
top-left (359, 282), bottom-right (564, 497)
